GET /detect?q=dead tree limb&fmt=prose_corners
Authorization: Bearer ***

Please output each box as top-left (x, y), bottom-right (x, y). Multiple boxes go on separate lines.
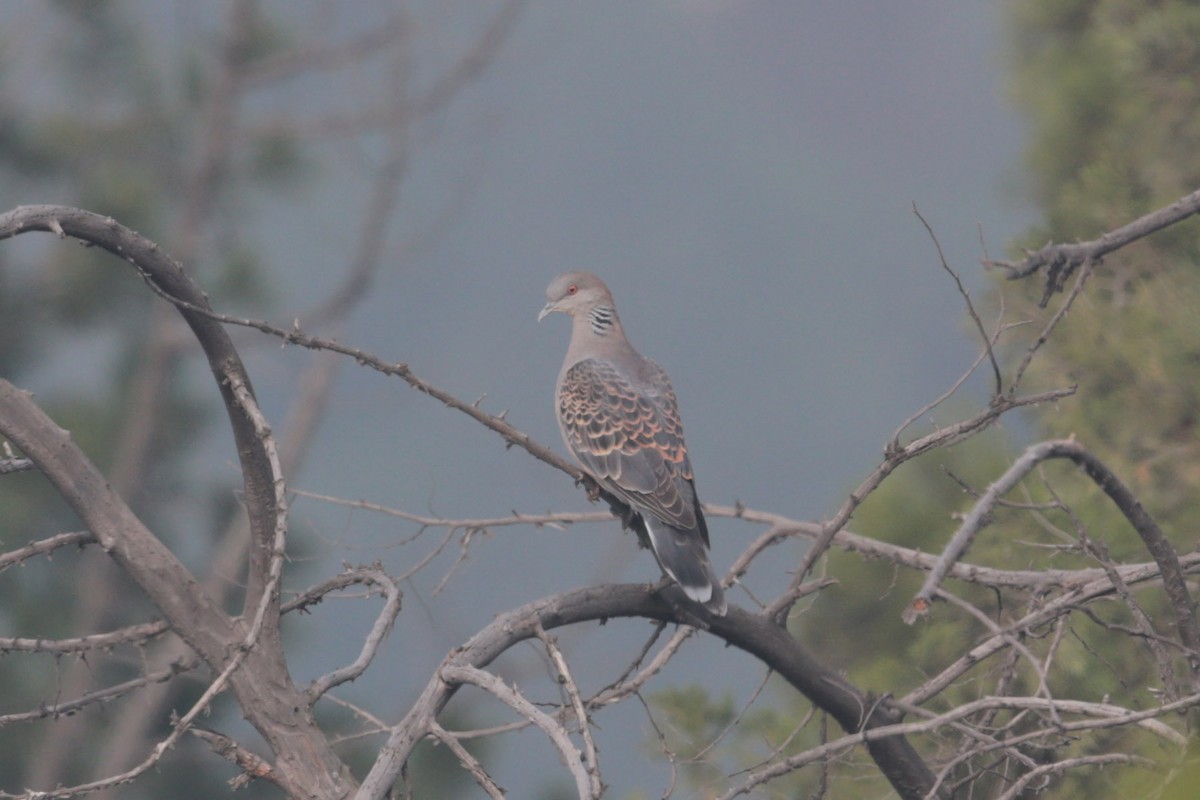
top-left (987, 186), bottom-right (1200, 304)
top-left (356, 585), bottom-right (944, 800)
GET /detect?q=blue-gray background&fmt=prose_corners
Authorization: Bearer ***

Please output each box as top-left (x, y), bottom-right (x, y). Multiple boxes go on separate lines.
top-left (3, 2), bottom-right (1035, 796)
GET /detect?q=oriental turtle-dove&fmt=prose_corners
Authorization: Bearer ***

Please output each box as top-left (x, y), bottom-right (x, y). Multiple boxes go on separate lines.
top-left (539, 272), bottom-right (727, 615)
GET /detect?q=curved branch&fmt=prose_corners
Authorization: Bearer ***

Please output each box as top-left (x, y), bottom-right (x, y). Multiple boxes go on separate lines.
top-left (0, 205), bottom-right (282, 625)
top-left (536, 625), bottom-right (602, 796)
top-left (441, 664), bottom-right (596, 799)
top-left (994, 754), bottom-right (1154, 800)
top-left (767, 386), bottom-right (1075, 621)
top-left (905, 440), bottom-right (1199, 673)
top-left (0, 206), bottom-right (355, 797)
top-left (356, 585), bottom-right (943, 800)
top-left (306, 568), bottom-right (403, 702)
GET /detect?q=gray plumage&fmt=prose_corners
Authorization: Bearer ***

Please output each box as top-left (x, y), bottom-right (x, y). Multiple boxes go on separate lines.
top-left (539, 271), bottom-right (727, 615)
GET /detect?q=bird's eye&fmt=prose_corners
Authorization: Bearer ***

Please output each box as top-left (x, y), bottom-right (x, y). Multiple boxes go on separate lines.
top-left (567, 284), bottom-right (578, 295)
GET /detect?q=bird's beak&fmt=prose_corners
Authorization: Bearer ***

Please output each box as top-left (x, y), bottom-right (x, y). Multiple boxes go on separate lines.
top-left (537, 302), bottom-right (556, 322)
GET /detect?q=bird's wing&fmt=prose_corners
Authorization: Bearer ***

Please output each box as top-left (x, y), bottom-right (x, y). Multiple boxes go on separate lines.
top-left (558, 357), bottom-right (697, 530)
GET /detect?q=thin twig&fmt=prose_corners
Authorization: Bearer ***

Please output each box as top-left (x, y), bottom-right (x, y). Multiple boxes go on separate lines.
top-left (913, 203), bottom-right (1002, 396)
top-left (0, 620), bottom-right (170, 654)
top-left (0, 656), bottom-right (199, 726)
top-left (293, 489), bottom-right (612, 532)
top-left (588, 626), bottom-right (695, 709)
top-left (440, 664), bottom-right (596, 799)
top-left (428, 722), bottom-right (506, 799)
top-left (306, 568), bottom-right (403, 702)
top-left (536, 625), bottom-right (602, 797)
top-left (1008, 258), bottom-right (1093, 393)
top-left (994, 753), bottom-right (1154, 800)
top-left (0, 531), bottom-right (94, 573)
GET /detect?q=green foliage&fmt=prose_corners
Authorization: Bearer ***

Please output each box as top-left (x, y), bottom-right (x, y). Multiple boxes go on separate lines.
top-left (991, 9), bottom-right (1200, 793)
top-left (1002, 0), bottom-right (1200, 546)
top-left (1153, 740), bottom-right (1200, 800)
top-left (647, 686), bottom-right (739, 794)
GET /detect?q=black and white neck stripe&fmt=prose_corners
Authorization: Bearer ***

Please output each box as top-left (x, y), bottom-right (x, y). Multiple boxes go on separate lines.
top-left (589, 306), bottom-right (617, 336)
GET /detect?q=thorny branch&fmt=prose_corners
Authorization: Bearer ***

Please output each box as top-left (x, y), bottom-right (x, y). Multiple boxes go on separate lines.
top-left (0, 620), bottom-right (170, 654)
top-left (0, 531), bottom-right (94, 573)
top-left (0, 657), bottom-right (200, 727)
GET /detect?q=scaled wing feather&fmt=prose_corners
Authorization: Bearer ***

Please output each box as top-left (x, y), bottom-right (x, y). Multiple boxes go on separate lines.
top-left (558, 358), bottom-right (697, 531)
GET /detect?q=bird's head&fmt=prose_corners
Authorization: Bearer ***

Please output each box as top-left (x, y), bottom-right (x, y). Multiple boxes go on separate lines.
top-left (538, 271), bottom-right (614, 322)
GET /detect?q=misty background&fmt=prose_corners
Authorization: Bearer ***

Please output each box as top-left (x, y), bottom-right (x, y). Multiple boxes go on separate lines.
top-left (0, 2), bottom-right (1037, 796)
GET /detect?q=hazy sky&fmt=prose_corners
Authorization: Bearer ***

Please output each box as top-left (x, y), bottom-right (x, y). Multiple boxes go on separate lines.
top-left (3, 2), bottom-right (1038, 796)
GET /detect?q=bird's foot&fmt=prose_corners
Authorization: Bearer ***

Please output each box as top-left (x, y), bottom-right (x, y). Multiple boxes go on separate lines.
top-left (579, 475), bottom-right (602, 503)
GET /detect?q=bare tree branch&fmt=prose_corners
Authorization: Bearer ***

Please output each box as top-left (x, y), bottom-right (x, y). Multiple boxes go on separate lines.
top-left (905, 439), bottom-right (1199, 676)
top-left (0, 206), bottom-right (356, 797)
top-left (441, 664), bottom-right (596, 799)
top-left (0, 531), bottom-right (94, 572)
top-left (535, 625), bottom-right (602, 797)
top-left (0, 381), bottom-right (239, 668)
top-left (357, 585), bottom-right (944, 800)
top-left (913, 203), bottom-right (1002, 396)
top-left (0, 657), bottom-right (199, 727)
top-left (306, 568), bottom-right (403, 702)
top-left (987, 186), bottom-right (1200, 301)
top-left (0, 620), bottom-right (169, 654)
top-left (994, 753), bottom-right (1155, 800)
top-left (427, 722), bottom-right (506, 799)
top-left (901, 546), bottom-right (1199, 708)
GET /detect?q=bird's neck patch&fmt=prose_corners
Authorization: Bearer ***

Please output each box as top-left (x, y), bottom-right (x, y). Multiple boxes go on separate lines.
top-left (588, 306), bottom-right (617, 336)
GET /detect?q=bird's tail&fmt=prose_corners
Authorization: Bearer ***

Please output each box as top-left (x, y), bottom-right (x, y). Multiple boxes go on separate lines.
top-left (642, 517), bottom-right (727, 615)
